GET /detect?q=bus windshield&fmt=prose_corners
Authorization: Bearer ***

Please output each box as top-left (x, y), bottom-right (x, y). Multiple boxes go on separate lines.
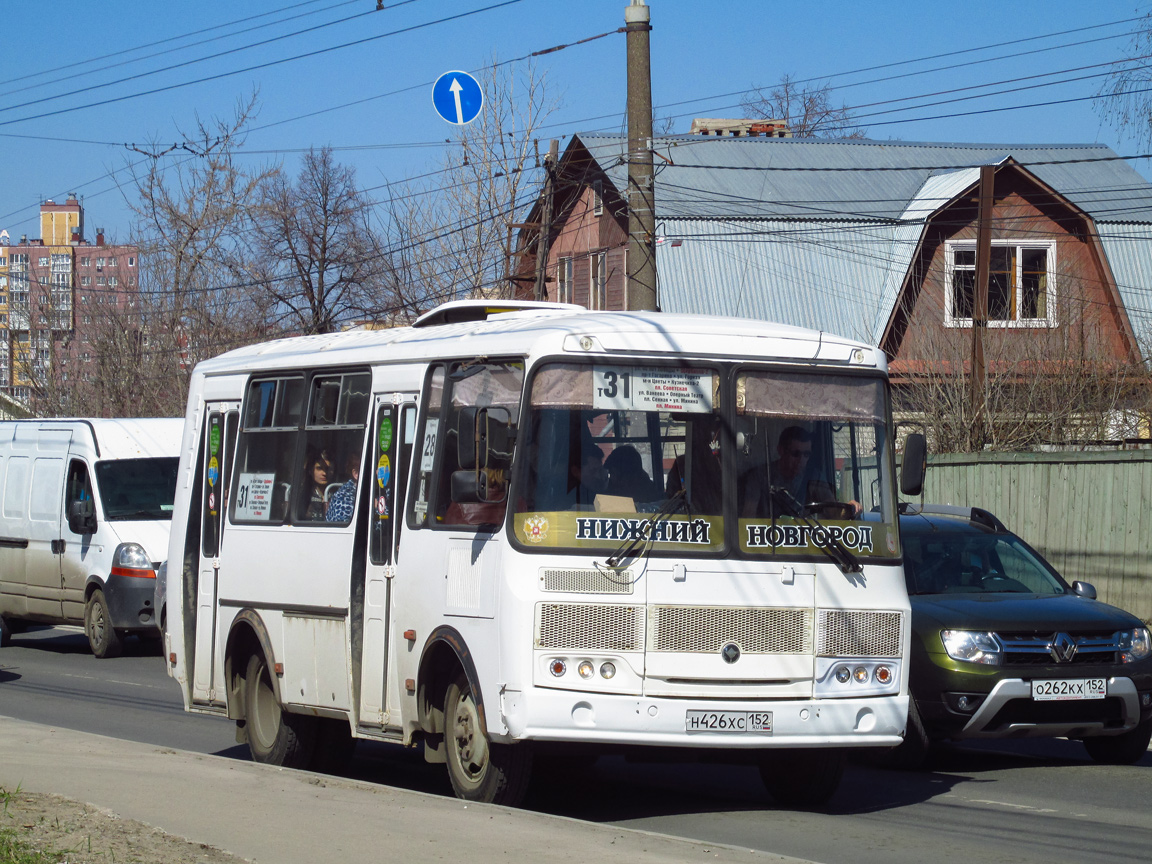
top-left (511, 362), bottom-right (898, 560)
top-left (94, 457), bottom-right (180, 521)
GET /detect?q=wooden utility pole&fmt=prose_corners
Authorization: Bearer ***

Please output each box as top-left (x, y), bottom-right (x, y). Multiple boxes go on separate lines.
top-left (534, 139), bottom-right (559, 301)
top-left (625, 0), bottom-right (657, 311)
top-left (969, 164), bottom-right (994, 450)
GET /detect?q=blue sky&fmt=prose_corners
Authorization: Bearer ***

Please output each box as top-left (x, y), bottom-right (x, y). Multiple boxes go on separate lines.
top-left (1, 0), bottom-right (1149, 241)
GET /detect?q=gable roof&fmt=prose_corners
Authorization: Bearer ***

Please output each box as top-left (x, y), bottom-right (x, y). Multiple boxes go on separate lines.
top-left (568, 134), bottom-right (1152, 349)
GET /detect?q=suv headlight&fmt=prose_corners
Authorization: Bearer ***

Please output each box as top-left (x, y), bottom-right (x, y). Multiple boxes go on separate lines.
top-left (941, 630), bottom-right (1002, 665)
top-left (1119, 627), bottom-right (1151, 664)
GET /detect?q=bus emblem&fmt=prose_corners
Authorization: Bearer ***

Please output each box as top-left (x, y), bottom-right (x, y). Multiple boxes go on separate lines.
top-left (721, 643), bottom-right (741, 664)
top-left (524, 515), bottom-right (549, 543)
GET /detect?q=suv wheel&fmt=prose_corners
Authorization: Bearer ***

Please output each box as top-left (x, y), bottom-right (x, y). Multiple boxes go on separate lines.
top-left (1082, 719), bottom-right (1152, 765)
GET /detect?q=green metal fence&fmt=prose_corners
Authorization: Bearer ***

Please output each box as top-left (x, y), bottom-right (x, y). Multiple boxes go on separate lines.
top-left (910, 450), bottom-right (1152, 623)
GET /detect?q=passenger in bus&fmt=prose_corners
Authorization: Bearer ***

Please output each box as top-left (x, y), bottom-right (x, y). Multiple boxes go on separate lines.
top-left (604, 445), bottom-right (657, 502)
top-left (325, 454), bottom-right (359, 523)
top-left (566, 445), bottom-right (609, 509)
top-left (665, 417), bottom-right (723, 513)
top-left (302, 448), bottom-right (334, 520)
top-left (742, 426), bottom-right (858, 518)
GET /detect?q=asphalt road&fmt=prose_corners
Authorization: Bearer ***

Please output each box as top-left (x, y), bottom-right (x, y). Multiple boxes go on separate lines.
top-left (2, 624), bottom-right (1150, 864)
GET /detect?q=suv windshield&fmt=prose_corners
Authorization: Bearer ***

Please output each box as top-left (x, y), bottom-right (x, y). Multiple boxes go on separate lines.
top-left (511, 362), bottom-right (898, 560)
top-left (95, 457), bottom-right (180, 521)
top-left (903, 527), bottom-right (1066, 595)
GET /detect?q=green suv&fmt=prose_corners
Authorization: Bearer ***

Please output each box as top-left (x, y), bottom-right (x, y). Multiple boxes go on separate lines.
top-left (897, 505), bottom-right (1152, 767)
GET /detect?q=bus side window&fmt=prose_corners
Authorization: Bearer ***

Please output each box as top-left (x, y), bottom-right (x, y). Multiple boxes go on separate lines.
top-left (232, 377), bottom-right (303, 525)
top-left (408, 366), bottom-right (445, 528)
top-left (297, 372), bottom-right (371, 524)
top-left (369, 404), bottom-right (415, 564)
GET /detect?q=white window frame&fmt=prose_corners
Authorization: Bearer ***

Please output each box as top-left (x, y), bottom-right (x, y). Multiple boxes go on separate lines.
top-left (592, 180), bottom-right (603, 216)
top-left (557, 256), bottom-right (573, 304)
top-left (944, 240), bottom-right (1057, 329)
top-left (590, 251), bottom-right (607, 310)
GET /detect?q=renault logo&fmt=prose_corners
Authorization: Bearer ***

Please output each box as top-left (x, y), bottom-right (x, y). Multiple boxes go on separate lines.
top-left (1048, 632), bottom-right (1078, 663)
top-left (721, 643), bottom-right (741, 664)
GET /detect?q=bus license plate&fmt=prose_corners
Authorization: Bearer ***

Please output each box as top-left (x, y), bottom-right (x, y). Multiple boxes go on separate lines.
top-left (1031, 678), bottom-right (1106, 701)
top-left (685, 710), bottom-right (773, 733)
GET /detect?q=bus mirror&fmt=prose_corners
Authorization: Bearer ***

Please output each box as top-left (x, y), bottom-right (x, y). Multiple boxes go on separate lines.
top-left (450, 469), bottom-right (484, 503)
top-left (68, 498), bottom-right (97, 535)
top-left (457, 407), bottom-right (480, 470)
top-left (900, 433), bottom-right (927, 497)
top-left (457, 406), bottom-right (514, 472)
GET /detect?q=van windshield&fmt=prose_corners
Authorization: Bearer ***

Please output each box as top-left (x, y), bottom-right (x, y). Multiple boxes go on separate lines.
top-left (94, 457), bottom-right (180, 521)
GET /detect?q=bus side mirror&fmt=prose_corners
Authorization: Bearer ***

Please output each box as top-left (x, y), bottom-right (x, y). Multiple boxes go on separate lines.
top-left (900, 433), bottom-right (927, 497)
top-left (68, 498), bottom-right (97, 534)
top-left (457, 406), bottom-right (514, 471)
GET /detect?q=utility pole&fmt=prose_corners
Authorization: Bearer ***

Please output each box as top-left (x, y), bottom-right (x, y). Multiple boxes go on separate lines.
top-left (969, 164), bottom-right (994, 450)
top-left (625, 0), bottom-right (657, 311)
top-left (534, 139), bottom-right (559, 302)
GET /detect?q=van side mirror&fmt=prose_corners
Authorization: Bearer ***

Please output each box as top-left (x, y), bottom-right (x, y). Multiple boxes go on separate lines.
top-left (900, 433), bottom-right (927, 497)
top-left (68, 498), bottom-right (97, 535)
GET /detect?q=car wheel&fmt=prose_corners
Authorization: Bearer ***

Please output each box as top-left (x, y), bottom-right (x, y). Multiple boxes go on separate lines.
top-left (444, 671), bottom-right (532, 805)
top-left (883, 696), bottom-right (932, 769)
top-left (758, 748), bottom-right (845, 807)
top-left (1082, 719), bottom-right (1152, 765)
top-left (85, 590), bottom-right (123, 659)
top-left (243, 652), bottom-right (316, 768)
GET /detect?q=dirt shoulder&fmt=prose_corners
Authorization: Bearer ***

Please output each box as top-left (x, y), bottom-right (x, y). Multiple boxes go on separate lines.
top-left (1, 790), bottom-right (247, 864)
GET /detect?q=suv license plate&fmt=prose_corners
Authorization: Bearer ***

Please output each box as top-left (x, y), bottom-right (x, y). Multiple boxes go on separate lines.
top-left (685, 710), bottom-right (773, 733)
top-left (1031, 678), bottom-right (1106, 701)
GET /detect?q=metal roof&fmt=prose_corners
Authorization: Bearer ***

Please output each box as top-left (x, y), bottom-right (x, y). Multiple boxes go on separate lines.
top-left (579, 135), bottom-right (1152, 223)
top-left (1095, 223), bottom-right (1152, 352)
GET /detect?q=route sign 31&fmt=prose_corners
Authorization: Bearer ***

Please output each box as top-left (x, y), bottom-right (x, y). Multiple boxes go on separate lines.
top-left (432, 70), bottom-right (484, 125)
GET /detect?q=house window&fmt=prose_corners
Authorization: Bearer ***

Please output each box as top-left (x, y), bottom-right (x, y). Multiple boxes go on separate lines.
top-left (81, 276), bottom-right (91, 286)
top-left (108, 257), bottom-right (117, 267)
top-left (128, 256), bottom-right (136, 267)
top-left (38, 257), bottom-right (49, 267)
top-left (80, 257), bottom-right (90, 267)
top-left (557, 256), bottom-right (573, 303)
top-left (945, 241), bottom-right (1056, 327)
top-left (590, 251), bottom-right (607, 310)
top-left (592, 180), bottom-right (603, 216)
top-left (97, 257), bottom-right (105, 268)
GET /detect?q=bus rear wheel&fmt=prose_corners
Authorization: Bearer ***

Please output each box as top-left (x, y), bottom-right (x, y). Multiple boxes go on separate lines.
top-left (85, 589), bottom-right (123, 659)
top-left (758, 748), bottom-right (845, 808)
top-left (444, 671), bottom-right (531, 805)
top-left (243, 652), bottom-right (315, 769)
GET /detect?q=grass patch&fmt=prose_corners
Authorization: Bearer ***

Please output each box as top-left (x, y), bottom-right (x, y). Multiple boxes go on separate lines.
top-left (0, 826), bottom-right (62, 864)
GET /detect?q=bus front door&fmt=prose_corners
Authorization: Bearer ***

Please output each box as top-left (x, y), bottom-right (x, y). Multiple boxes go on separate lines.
top-left (359, 395), bottom-right (416, 731)
top-left (192, 404), bottom-right (238, 706)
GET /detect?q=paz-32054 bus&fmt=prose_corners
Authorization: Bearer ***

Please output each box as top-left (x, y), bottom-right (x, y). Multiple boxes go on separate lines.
top-left (165, 300), bottom-right (920, 806)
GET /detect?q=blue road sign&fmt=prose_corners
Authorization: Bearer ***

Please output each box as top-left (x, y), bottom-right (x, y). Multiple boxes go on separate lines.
top-left (432, 70), bottom-right (484, 125)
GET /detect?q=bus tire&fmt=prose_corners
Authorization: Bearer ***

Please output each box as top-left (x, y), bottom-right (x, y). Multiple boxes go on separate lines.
top-left (243, 652), bottom-right (316, 769)
top-left (0, 615), bottom-right (10, 648)
top-left (444, 671), bottom-right (531, 805)
top-left (310, 718), bottom-right (357, 774)
top-left (85, 590), bottom-right (123, 659)
top-left (758, 748), bottom-right (845, 808)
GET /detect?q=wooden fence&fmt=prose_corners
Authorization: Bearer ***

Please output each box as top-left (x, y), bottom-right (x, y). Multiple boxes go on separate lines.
top-left (913, 450), bottom-right (1152, 623)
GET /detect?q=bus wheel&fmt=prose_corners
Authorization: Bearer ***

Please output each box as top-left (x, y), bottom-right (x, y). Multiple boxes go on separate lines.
top-left (243, 652), bottom-right (316, 769)
top-left (444, 671), bottom-right (531, 805)
top-left (0, 615), bottom-right (10, 648)
top-left (85, 590), bottom-right (123, 659)
top-left (309, 718), bottom-right (357, 774)
top-left (758, 748), bottom-right (845, 808)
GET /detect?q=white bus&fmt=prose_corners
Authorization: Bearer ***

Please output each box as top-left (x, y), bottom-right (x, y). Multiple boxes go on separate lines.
top-left (166, 300), bottom-right (920, 807)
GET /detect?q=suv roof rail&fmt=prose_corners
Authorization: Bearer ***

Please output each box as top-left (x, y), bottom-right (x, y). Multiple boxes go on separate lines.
top-left (913, 503), bottom-right (1008, 532)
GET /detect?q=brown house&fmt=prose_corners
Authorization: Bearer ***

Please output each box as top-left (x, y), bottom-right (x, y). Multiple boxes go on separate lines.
top-left (516, 134), bottom-right (1152, 446)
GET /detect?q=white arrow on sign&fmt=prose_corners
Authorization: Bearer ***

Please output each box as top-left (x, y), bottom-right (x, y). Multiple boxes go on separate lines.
top-left (449, 78), bottom-right (465, 125)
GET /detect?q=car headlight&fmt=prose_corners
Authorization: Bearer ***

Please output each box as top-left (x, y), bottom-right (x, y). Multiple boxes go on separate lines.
top-left (941, 630), bottom-right (1002, 665)
top-left (1119, 627), bottom-right (1151, 664)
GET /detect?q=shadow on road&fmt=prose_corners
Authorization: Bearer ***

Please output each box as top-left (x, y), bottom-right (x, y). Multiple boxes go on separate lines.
top-left (0, 669), bottom-right (21, 684)
top-left (5, 625), bottom-right (163, 658)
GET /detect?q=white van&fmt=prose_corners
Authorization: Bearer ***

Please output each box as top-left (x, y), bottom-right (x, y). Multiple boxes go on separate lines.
top-left (0, 419), bottom-right (183, 657)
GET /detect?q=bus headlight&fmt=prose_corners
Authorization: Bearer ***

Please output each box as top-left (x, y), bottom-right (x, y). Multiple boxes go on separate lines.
top-left (577, 660), bottom-right (595, 679)
top-left (549, 659), bottom-right (567, 677)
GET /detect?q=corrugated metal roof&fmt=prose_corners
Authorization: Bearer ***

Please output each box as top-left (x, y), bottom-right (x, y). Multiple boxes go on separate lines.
top-left (1095, 223), bottom-right (1152, 351)
top-left (581, 135), bottom-right (1152, 223)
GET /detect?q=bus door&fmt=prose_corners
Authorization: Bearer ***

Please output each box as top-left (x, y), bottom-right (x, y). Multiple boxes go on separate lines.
top-left (359, 394), bottom-right (417, 730)
top-left (192, 404), bottom-right (239, 706)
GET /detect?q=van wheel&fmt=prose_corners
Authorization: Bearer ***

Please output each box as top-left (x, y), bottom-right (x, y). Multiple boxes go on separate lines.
top-left (759, 748), bottom-right (845, 808)
top-left (1082, 719), bottom-right (1152, 765)
top-left (243, 652), bottom-right (315, 768)
top-left (85, 590), bottom-right (123, 659)
top-left (444, 671), bottom-right (531, 805)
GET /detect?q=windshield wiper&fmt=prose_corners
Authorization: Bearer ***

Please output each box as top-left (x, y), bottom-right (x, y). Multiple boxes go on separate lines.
top-left (602, 489), bottom-right (688, 569)
top-left (769, 486), bottom-right (862, 574)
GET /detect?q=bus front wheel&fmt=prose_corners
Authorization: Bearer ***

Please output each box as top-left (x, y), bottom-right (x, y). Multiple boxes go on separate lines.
top-left (758, 748), bottom-right (845, 808)
top-left (243, 652), bottom-right (315, 769)
top-left (444, 671), bottom-right (531, 805)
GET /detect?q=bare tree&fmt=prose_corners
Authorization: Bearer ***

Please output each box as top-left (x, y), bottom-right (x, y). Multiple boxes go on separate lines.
top-left (1097, 12), bottom-right (1152, 148)
top-left (386, 58), bottom-right (558, 308)
top-left (250, 147), bottom-right (395, 334)
top-left (741, 74), bottom-right (866, 139)
top-left (123, 94), bottom-right (276, 415)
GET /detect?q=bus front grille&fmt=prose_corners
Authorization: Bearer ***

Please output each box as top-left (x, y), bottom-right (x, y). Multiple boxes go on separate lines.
top-left (648, 606), bottom-right (813, 654)
top-left (816, 609), bottom-right (902, 658)
top-left (535, 603), bottom-right (645, 651)
top-left (540, 568), bottom-right (635, 594)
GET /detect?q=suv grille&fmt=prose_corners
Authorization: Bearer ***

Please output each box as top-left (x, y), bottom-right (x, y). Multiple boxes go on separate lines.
top-left (997, 631), bottom-right (1120, 666)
